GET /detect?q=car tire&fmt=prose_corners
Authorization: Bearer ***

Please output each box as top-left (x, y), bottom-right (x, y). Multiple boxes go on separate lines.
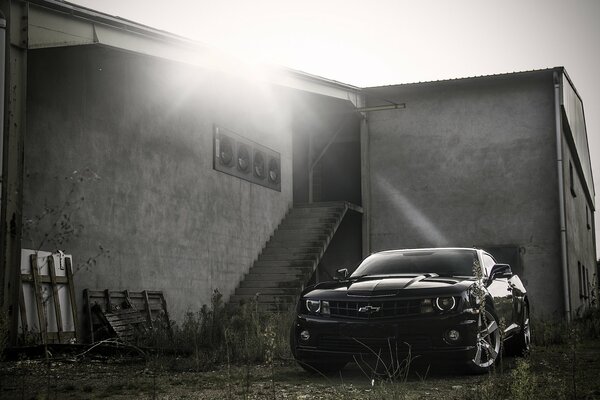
top-left (467, 305), bottom-right (501, 374)
top-left (505, 304), bottom-right (531, 357)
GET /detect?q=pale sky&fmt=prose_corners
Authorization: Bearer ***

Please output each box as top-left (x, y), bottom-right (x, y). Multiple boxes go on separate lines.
top-left (71, 0), bottom-right (600, 257)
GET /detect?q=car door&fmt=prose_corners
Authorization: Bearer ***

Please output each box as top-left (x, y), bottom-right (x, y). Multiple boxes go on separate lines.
top-left (482, 253), bottom-right (514, 331)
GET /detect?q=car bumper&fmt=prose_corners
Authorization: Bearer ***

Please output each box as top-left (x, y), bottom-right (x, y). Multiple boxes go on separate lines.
top-left (292, 311), bottom-right (478, 363)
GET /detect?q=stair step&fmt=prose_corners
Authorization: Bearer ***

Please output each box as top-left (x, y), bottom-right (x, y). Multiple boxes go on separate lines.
top-left (267, 238), bottom-right (327, 247)
top-left (253, 260), bottom-right (314, 268)
top-left (249, 266), bottom-right (314, 275)
top-left (284, 216), bottom-right (338, 224)
top-left (294, 202), bottom-right (346, 209)
top-left (261, 246), bottom-right (322, 255)
top-left (235, 287), bottom-right (300, 296)
top-left (244, 271), bottom-right (312, 283)
top-left (275, 226), bottom-right (332, 233)
top-left (271, 230), bottom-right (329, 239)
top-left (230, 294), bottom-right (298, 304)
top-left (239, 280), bottom-right (302, 289)
top-left (289, 208), bottom-right (342, 217)
top-left (258, 253), bottom-right (318, 262)
top-left (233, 302), bottom-right (295, 312)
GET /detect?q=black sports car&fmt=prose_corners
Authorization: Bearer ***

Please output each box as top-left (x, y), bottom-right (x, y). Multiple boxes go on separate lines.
top-left (290, 248), bottom-right (530, 373)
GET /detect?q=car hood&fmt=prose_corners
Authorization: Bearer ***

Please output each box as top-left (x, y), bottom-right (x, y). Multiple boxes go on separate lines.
top-left (303, 275), bottom-right (475, 299)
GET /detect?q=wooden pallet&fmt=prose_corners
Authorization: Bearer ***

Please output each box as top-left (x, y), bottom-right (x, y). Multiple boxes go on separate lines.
top-left (18, 250), bottom-right (79, 344)
top-left (83, 289), bottom-right (171, 343)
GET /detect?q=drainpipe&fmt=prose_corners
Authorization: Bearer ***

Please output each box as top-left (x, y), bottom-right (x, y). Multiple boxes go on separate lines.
top-left (554, 71), bottom-right (571, 321)
top-left (0, 11), bottom-right (5, 308)
top-left (0, 13), bottom-right (5, 210)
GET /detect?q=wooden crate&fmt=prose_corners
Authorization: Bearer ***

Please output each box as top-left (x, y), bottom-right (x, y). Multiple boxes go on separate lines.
top-left (83, 289), bottom-right (171, 343)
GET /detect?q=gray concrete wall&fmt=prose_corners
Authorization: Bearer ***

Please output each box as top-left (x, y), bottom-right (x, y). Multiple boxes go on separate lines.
top-left (23, 45), bottom-right (294, 327)
top-left (366, 71), bottom-right (563, 317)
top-left (563, 133), bottom-right (597, 315)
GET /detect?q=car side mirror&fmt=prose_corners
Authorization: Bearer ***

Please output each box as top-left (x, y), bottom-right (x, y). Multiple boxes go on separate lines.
top-left (334, 268), bottom-right (349, 281)
top-left (488, 263), bottom-right (512, 282)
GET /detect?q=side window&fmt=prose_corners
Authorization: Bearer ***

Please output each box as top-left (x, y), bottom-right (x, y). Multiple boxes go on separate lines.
top-left (578, 262), bottom-right (583, 298)
top-left (570, 161), bottom-right (577, 197)
top-left (586, 206), bottom-right (591, 230)
top-left (482, 254), bottom-right (496, 277)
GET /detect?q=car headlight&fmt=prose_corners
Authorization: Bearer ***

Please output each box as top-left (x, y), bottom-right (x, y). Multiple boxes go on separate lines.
top-left (306, 299), bottom-right (320, 313)
top-left (435, 296), bottom-right (456, 312)
top-left (305, 300), bottom-right (330, 315)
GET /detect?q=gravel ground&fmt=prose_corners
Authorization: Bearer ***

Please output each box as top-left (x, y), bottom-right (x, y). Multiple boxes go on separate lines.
top-left (1, 341), bottom-right (599, 399)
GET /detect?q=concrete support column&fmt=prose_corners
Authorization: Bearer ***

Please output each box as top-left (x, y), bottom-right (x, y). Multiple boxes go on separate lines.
top-left (0, 0), bottom-right (27, 346)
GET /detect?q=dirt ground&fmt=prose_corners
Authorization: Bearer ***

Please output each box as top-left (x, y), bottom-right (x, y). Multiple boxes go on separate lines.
top-left (1, 341), bottom-right (600, 399)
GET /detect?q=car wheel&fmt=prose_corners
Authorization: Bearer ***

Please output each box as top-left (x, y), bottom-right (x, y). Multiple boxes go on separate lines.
top-left (468, 306), bottom-right (501, 373)
top-left (506, 304), bottom-right (531, 357)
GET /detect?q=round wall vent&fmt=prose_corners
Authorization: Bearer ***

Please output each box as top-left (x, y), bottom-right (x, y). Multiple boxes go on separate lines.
top-left (268, 158), bottom-right (280, 184)
top-left (219, 136), bottom-right (233, 166)
top-left (253, 151), bottom-right (265, 179)
top-left (237, 144), bottom-right (250, 172)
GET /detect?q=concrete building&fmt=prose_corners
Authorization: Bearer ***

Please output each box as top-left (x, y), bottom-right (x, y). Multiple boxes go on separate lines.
top-left (364, 71), bottom-right (596, 319)
top-left (0, 0), bottom-right (595, 343)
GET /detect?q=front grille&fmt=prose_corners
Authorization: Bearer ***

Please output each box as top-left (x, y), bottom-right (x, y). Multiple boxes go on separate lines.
top-left (328, 299), bottom-right (422, 319)
top-left (318, 335), bottom-right (431, 353)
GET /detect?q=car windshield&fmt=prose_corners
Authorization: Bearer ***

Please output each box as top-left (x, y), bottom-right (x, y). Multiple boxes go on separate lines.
top-left (350, 249), bottom-right (478, 278)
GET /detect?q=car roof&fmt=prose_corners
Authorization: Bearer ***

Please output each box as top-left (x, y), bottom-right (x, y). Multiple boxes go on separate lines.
top-left (375, 247), bottom-right (481, 255)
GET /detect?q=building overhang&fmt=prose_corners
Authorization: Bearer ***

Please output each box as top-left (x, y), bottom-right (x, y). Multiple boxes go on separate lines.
top-left (26, 0), bottom-right (362, 105)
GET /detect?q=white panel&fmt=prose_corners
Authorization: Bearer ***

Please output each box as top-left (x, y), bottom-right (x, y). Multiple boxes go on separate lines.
top-left (562, 73), bottom-right (595, 203)
top-left (29, 5), bottom-right (95, 48)
top-left (18, 249), bottom-right (75, 337)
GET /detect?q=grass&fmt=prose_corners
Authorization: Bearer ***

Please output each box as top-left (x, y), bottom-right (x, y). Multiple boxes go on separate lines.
top-left (2, 293), bottom-right (600, 399)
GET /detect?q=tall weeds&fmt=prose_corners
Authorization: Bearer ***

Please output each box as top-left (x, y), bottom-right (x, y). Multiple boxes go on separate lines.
top-left (144, 289), bottom-right (293, 370)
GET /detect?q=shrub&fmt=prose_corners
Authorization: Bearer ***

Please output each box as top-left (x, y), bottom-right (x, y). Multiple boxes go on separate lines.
top-left (151, 289), bottom-right (293, 370)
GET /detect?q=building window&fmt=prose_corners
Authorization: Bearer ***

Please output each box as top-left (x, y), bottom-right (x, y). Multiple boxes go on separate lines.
top-left (586, 205), bottom-right (591, 230)
top-left (585, 267), bottom-right (590, 301)
top-left (578, 262), bottom-right (583, 298)
top-left (569, 161), bottom-right (577, 197)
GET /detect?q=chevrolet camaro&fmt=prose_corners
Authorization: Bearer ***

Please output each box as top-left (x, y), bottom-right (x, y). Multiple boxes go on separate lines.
top-left (290, 248), bottom-right (530, 373)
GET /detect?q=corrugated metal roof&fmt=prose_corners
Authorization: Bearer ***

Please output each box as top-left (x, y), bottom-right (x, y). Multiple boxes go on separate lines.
top-left (363, 67), bottom-right (560, 90)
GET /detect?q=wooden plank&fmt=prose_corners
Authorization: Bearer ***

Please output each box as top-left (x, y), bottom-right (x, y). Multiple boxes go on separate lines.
top-left (105, 313), bottom-right (146, 323)
top-left (105, 311), bottom-right (145, 321)
top-left (107, 319), bottom-right (146, 328)
top-left (65, 257), bottom-right (79, 342)
top-left (105, 315), bottom-right (146, 325)
top-left (20, 274), bottom-right (69, 284)
top-left (29, 254), bottom-right (48, 344)
top-left (160, 293), bottom-right (172, 335)
top-left (104, 289), bottom-right (113, 312)
top-left (18, 278), bottom-right (29, 334)
top-left (124, 290), bottom-right (133, 308)
top-left (84, 289), bottom-right (94, 343)
top-left (47, 256), bottom-right (64, 343)
top-left (142, 290), bottom-right (153, 328)
top-left (45, 331), bottom-right (76, 341)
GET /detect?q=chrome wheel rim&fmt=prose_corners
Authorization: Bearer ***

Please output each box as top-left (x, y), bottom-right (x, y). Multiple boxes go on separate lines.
top-left (473, 310), bottom-right (501, 368)
top-left (523, 307), bottom-right (531, 350)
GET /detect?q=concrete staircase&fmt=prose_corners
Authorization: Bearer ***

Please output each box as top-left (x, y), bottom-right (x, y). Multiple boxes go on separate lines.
top-left (229, 202), bottom-right (357, 311)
